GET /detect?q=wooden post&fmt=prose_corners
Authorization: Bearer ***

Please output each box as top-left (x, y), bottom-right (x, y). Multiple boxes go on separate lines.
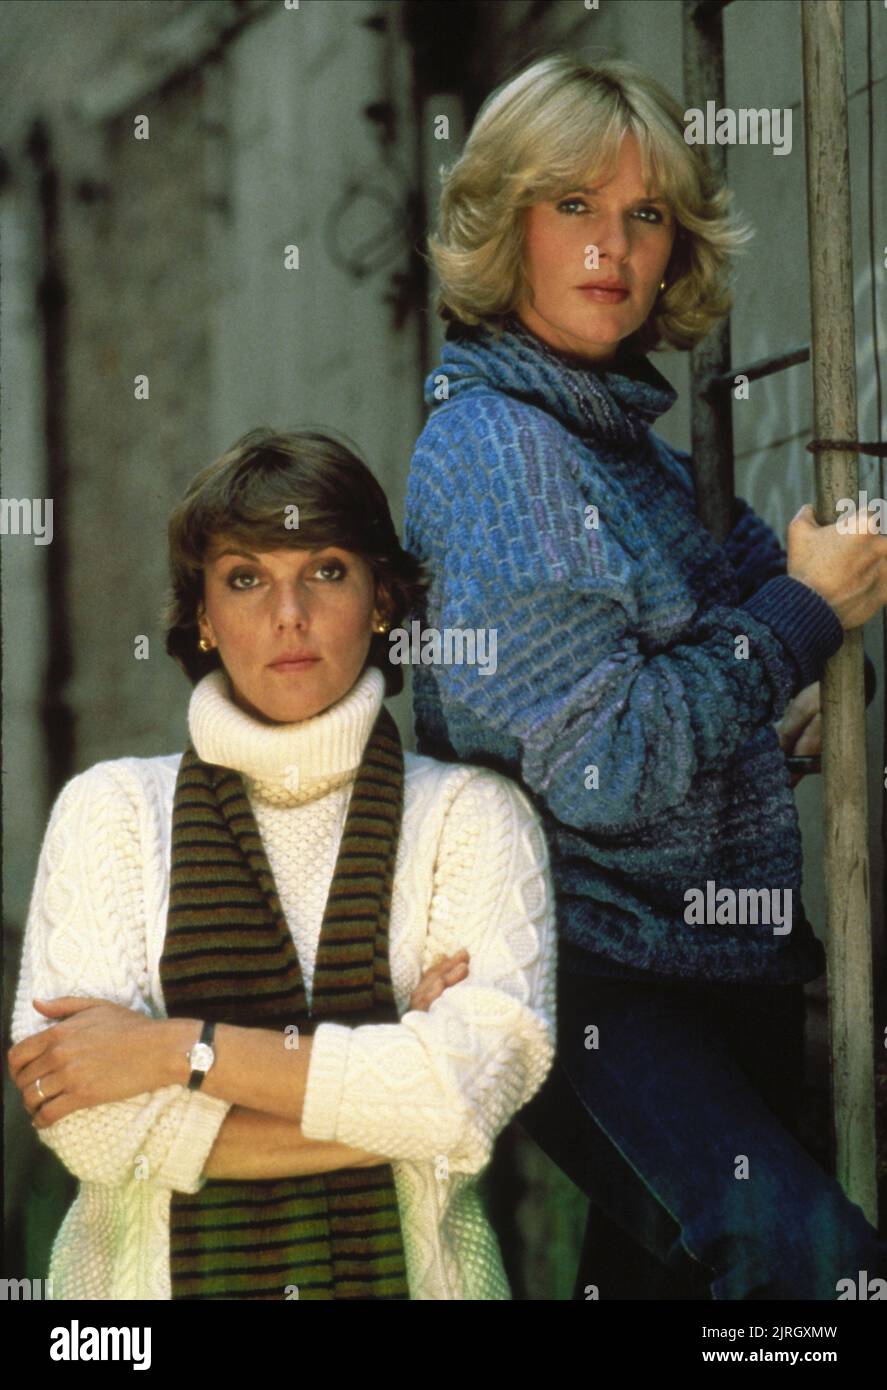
top-left (683, 0), bottom-right (734, 545)
top-left (801, 0), bottom-right (878, 1224)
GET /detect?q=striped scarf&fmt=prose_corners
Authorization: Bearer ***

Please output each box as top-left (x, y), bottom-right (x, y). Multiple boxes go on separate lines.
top-left (159, 702), bottom-right (410, 1300)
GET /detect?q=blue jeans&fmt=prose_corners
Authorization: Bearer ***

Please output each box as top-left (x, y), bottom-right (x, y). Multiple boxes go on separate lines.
top-left (517, 962), bottom-right (887, 1300)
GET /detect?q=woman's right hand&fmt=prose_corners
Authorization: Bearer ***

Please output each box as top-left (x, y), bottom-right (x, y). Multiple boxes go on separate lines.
top-left (409, 950), bottom-right (470, 1012)
top-left (787, 502), bottom-right (887, 630)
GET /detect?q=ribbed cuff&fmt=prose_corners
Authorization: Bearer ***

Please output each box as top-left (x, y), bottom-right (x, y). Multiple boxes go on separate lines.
top-left (156, 1088), bottom-right (232, 1194)
top-left (742, 575), bottom-right (844, 691)
top-left (300, 1022), bottom-right (352, 1143)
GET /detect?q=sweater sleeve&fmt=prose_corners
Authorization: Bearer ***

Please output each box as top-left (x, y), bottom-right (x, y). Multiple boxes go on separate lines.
top-left (408, 404), bottom-right (845, 835)
top-left (725, 494), bottom-right (876, 705)
top-left (300, 770), bottom-right (557, 1175)
top-left (10, 762), bottom-right (232, 1193)
top-left (724, 495), bottom-right (790, 602)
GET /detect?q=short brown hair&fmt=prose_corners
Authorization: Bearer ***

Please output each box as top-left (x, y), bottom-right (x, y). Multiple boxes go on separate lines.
top-left (163, 427), bottom-right (429, 697)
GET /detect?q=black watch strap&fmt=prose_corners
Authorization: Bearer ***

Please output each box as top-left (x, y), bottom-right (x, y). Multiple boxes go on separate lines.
top-left (187, 1019), bottom-right (216, 1091)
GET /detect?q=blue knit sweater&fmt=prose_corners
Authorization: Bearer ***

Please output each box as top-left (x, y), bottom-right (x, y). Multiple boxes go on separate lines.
top-left (403, 313), bottom-right (857, 986)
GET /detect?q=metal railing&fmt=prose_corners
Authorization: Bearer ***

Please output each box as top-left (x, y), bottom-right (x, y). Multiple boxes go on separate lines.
top-left (683, 0), bottom-right (878, 1224)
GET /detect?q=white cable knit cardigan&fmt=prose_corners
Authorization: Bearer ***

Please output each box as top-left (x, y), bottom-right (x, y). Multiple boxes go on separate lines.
top-left (12, 664), bottom-right (557, 1300)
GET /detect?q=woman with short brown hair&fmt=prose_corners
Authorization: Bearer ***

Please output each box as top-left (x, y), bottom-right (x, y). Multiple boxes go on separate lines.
top-left (9, 426), bottom-right (557, 1300)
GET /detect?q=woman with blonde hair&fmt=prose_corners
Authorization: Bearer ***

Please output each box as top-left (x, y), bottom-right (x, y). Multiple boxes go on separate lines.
top-left (8, 427), bottom-right (557, 1300)
top-left (404, 53), bottom-right (887, 1299)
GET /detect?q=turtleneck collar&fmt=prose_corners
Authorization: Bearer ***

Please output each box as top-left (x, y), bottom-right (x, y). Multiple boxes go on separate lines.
top-left (430, 310), bottom-right (676, 447)
top-left (187, 663), bottom-right (387, 805)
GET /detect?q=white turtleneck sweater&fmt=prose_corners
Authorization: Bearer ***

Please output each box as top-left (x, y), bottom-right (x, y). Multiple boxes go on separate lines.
top-left (12, 665), bottom-right (557, 1300)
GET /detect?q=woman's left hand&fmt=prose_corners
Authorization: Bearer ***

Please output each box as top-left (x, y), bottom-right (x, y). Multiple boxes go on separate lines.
top-left (776, 681), bottom-right (821, 788)
top-left (7, 997), bottom-right (166, 1129)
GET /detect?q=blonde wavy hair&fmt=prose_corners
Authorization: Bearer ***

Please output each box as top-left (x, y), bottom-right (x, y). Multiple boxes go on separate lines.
top-left (427, 53), bottom-right (753, 352)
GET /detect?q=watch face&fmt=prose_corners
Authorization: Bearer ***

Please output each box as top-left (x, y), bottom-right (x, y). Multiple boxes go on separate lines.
top-left (190, 1042), bottom-right (214, 1073)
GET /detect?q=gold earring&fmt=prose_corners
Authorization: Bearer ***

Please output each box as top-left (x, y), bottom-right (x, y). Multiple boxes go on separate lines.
top-left (198, 636), bottom-right (212, 652)
top-left (373, 616), bottom-right (389, 634)
top-left (659, 279), bottom-right (667, 292)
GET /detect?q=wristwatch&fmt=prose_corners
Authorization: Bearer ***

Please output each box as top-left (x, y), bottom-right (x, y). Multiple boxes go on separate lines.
top-left (186, 1020), bottom-right (216, 1091)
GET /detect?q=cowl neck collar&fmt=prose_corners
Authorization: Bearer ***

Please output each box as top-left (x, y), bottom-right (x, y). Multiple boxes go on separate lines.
top-left (428, 311), bottom-right (676, 447)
